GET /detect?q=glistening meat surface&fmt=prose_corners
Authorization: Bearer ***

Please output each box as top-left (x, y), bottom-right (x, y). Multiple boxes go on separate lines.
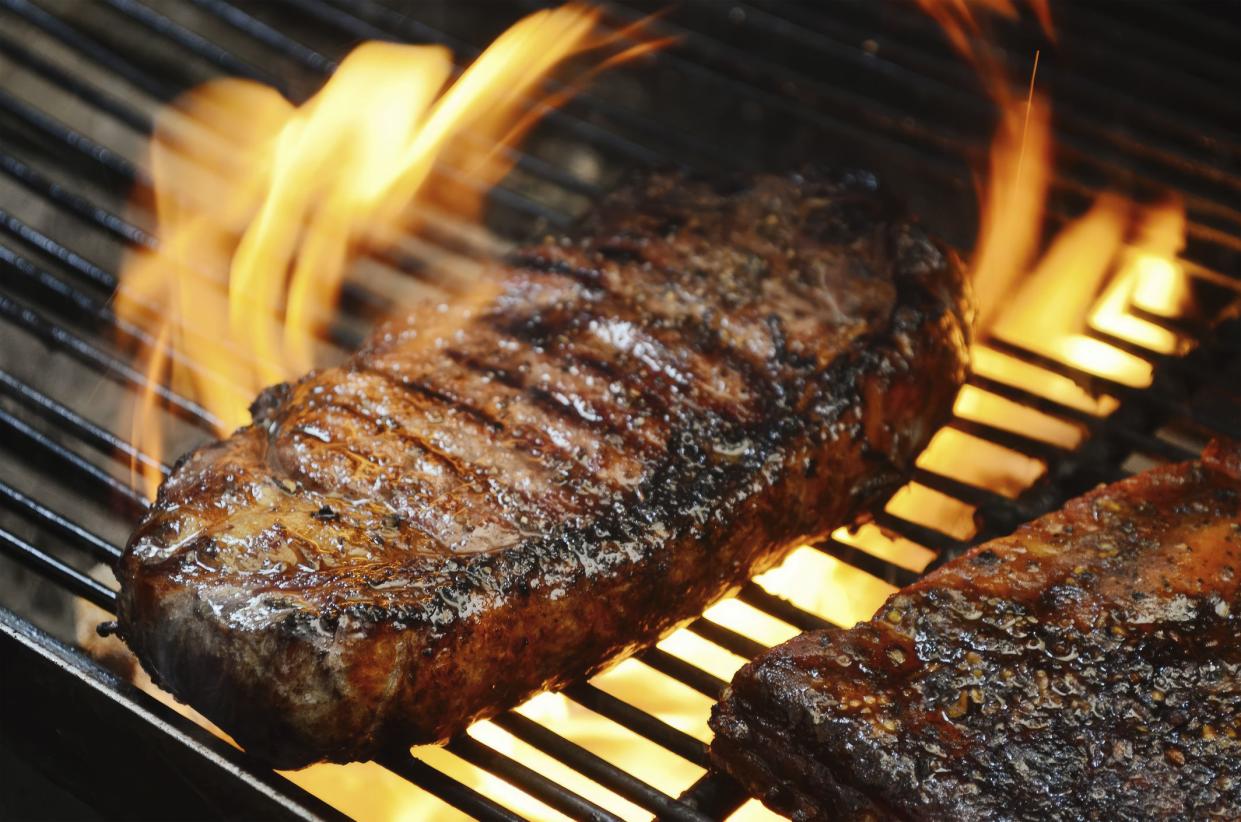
top-left (117, 169), bottom-right (969, 768)
top-left (711, 440), bottom-right (1241, 821)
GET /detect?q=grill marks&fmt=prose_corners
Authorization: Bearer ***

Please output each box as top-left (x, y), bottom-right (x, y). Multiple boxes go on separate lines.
top-left (269, 243), bottom-right (794, 555)
top-left (274, 374), bottom-right (530, 556)
top-left (262, 173), bottom-right (901, 559)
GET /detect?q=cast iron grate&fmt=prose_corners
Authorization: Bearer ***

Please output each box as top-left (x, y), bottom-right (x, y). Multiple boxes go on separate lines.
top-left (0, 1), bottom-right (1238, 819)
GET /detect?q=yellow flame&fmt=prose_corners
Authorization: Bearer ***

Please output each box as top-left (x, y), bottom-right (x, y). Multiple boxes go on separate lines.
top-left (971, 79), bottom-right (1052, 332)
top-left (917, 0), bottom-right (1190, 391)
top-left (116, 4), bottom-right (660, 500)
top-left (867, 0), bottom-right (1194, 541)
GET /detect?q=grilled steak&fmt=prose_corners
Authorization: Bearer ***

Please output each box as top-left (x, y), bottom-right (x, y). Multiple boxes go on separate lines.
top-left (711, 440), bottom-right (1241, 820)
top-left (117, 169), bottom-right (969, 768)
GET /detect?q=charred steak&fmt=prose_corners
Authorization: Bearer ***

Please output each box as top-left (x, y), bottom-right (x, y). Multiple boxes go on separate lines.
top-left (117, 169), bottom-right (969, 768)
top-left (711, 440), bottom-right (1241, 820)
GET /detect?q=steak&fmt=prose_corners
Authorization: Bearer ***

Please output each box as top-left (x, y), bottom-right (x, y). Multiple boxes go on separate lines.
top-left (116, 169), bottom-right (969, 768)
top-left (710, 440), bottom-right (1241, 820)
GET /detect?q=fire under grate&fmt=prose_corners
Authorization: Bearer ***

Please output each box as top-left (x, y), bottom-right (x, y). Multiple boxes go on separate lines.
top-left (1, 1), bottom-right (1239, 820)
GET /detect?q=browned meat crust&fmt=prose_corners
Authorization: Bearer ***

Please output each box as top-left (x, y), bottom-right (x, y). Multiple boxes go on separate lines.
top-left (711, 440), bottom-right (1241, 821)
top-left (116, 169), bottom-right (969, 768)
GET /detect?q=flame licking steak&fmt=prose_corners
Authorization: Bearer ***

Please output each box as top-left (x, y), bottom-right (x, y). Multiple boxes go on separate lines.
top-left (116, 169), bottom-right (969, 768)
top-left (711, 440), bottom-right (1241, 820)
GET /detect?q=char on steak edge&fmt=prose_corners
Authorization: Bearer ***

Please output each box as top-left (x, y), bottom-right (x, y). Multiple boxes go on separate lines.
top-left (117, 169), bottom-right (969, 768)
top-left (711, 439), bottom-right (1241, 820)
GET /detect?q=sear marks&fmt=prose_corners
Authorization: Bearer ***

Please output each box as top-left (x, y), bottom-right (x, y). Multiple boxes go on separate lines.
top-left (711, 440), bottom-right (1241, 821)
top-left (116, 169), bottom-right (969, 768)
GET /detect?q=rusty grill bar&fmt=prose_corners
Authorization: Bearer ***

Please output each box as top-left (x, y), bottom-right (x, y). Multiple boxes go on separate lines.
top-left (0, 1), bottom-right (1238, 819)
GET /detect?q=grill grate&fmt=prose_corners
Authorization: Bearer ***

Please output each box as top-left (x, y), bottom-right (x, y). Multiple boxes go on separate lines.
top-left (0, 1), bottom-right (1238, 819)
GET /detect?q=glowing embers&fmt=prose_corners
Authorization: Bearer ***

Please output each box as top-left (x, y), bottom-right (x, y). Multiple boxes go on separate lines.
top-left (954, 384), bottom-right (1085, 449)
top-left (987, 194), bottom-right (1192, 387)
top-left (756, 548), bottom-right (898, 629)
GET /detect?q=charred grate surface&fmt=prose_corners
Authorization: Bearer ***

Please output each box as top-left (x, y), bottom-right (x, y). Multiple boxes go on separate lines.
top-left (0, 1), bottom-right (1238, 819)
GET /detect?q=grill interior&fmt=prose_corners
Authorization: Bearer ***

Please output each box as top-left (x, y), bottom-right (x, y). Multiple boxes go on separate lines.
top-left (1, 1), bottom-right (1238, 820)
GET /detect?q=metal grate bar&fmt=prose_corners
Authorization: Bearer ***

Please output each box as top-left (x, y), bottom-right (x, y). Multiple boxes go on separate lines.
top-left (686, 617), bottom-right (766, 662)
top-left (0, 241), bottom-right (345, 433)
top-left (0, 405), bottom-right (147, 517)
top-left (730, 0), bottom-right (1241, 174)
top-left (945, 417), bottom-right (1069, 464)
top-left (0, 607), bottom-right (349, 821)
top-left (0, 150), bottom-right (150, 247)
top-left (537, 0), bottom-right (973, 187)
top-left (562, 682), bottom-right (710, 767)
top-left (986, 337), bottom-right (1213, 451)
top-left (677, 771), bottom-right (748, 819)
top-left (912, 466), bottom-right (1023, 513)
top-left (871, 511), bottom-right (967, 556)
top-left (288, 0), bottom-right (396, 43)
top-left (0, 478), bottom-right (121, 564)
top-left (815, 539), bottom-right (921, 588)
top-left (0, 292), bottom-right (218, 430)
top-left (187, 0), bottom-right (337, 74)
top-left (0, 29), bottom-right (151, 132)
top-left (1070, 4), bottom-right (1236, 87)
top-left (0, 525), bottom-right (117, 610)
top-left (490, 711), bottom-right (713, 822)
top-left (0, 243), bottom-right (241, 407)
top-left (736, 581), bottom-right (834, 632)
top-left (99, 0), bottom-right (279, 89)
top-left (0, 241), bottom-right (118, 328)
top-left (0, 0), bottom-right (179, 99)
top-left (446, 734), bottom-right (624, 822)
top-left (0, 368), bottom-right (168, 481)
top-left (316, 0), bottom-right (740, 171)
top-left (0, 207), bottom-right (119, 292)
top-left (637, 648), bottom-right (727, 701)
top-left (791, 0), bottom-right (1241, 138)
top-left (727, 0), bottom-right (1241, 193)
top-left (960, 373), bottom-right (1205, 461)
top-left (378, 753), bottom-right (528, 822)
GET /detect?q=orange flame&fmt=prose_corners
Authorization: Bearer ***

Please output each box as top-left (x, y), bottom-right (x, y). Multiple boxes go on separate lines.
top-left (117, 4), bottom-right (665, 500)
top-left (916, 0), bottom-right (1189, 366)
top-left (862, 0), bottom-right (1193, 546)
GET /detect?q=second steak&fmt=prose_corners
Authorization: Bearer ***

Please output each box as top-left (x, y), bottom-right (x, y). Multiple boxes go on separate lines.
top-left (711, 440), bottom-right (1241, 820)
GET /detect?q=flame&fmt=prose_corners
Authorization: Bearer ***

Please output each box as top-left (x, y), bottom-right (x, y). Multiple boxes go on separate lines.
top-left (116, 4), bottom-right (665, 499)
top-left (855, 0), bottom-right (1194, 545)
top-left (971, 80), bottom-right (1052, 333)
top-left (916, 0), bottom-right (1190, 372)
